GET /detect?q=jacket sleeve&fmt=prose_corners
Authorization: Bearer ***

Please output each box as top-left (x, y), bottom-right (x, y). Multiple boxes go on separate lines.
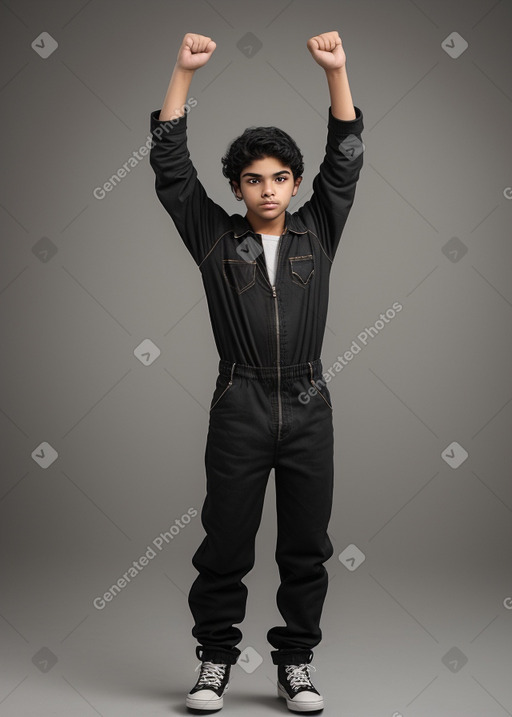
top-left (297, 106), bottom-right (364, 261)
top-left (149, 109), bottom-right (230, 267)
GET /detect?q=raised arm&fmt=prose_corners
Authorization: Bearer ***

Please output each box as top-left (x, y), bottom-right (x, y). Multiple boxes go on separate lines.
top-left (159, 33), bottom-right (216, 120)
top-left (298, 30), bottom-right (364, 260)
top-left (150, 33), bottom-right (229, 266)
top-left (307, 31), bottom-right (356, 120)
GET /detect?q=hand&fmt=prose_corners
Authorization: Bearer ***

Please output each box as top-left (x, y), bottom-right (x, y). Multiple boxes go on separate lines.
top-left (177, 33), bottom-right (216, 71)
top-left (307, 31), bottom-right (346, 70)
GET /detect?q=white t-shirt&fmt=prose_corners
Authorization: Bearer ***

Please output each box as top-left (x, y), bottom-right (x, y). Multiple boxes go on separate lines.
top-left (260, 233), bottom-right (281, 285)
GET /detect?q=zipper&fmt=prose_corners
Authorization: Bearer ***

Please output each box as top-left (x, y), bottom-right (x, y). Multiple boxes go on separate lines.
top-left (272, 283), bottom-right (282, 439)
top-left (271, 231), bottom-right (284, 441)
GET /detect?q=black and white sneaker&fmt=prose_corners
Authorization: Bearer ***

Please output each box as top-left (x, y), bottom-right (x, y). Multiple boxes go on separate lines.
top-left (277, 662), bottom-right (324, 712)
top-left (186, 660), bottom-right (231, 711)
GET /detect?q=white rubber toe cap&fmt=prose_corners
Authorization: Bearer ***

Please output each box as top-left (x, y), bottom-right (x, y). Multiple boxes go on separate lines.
top-left (292, 691), bottom-right (323, 703)
top-left (278, 682), bottom-right (324, 711)
top-left (186, 688), bottom-right (223, 710)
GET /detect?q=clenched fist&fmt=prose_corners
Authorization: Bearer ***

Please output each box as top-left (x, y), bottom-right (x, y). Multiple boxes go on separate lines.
top-left (176, 33), bottom-right (216, 71)
top-left (307, 31), bottom-right (347, 70)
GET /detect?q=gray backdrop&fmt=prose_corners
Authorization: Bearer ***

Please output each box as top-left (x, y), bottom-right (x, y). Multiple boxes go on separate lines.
top-left (1, 0), bottom-right (511, 715)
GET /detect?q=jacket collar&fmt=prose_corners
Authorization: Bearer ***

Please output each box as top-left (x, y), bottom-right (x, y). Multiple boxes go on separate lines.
top-left (232, 211), bottom-right (308, 238)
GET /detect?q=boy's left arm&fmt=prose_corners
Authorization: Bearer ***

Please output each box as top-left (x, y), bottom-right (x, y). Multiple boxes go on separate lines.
top-left (298, 31), bottom-right (364, 261)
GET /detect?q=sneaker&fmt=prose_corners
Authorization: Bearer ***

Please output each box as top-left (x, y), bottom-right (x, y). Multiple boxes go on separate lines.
top-left (277, 662), bottom-right (324, 712)
top-left (186, 660), bottom-right (231, 711)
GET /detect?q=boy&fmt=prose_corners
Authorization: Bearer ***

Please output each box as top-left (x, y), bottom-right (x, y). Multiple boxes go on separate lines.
top-left (149, 30), bottom-right (363, 713)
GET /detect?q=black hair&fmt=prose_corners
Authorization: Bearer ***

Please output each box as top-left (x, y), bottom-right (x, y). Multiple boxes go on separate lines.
top-left (221, 126), bottom-right (304, 194)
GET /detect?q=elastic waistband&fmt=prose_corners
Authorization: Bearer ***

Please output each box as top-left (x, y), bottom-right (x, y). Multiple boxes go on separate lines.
top-left (218, 358), bottom-right (323, 381)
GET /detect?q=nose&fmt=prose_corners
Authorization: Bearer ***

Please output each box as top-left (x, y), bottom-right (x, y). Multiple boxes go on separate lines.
top-left (262, 183), bottom-right (274, 197)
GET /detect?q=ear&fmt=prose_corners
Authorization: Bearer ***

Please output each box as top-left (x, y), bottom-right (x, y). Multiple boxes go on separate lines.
top-left (231, 181), bottom-right (244, 201)
top-left (292, 176), bottom-right (302, 196)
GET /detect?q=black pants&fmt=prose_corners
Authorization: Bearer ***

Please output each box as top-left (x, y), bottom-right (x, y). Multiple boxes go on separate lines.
top-left (188, 358), bottom-right (334, 667)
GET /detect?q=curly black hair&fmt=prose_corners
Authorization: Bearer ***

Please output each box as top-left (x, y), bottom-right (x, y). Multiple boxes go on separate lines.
top-left (221, 126), bottom-right (304, 195)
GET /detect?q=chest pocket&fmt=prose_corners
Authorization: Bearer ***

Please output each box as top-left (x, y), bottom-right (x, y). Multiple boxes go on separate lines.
top-left (223, 259), bottom-right (257, 294)
top-left (289, 254), bottom-right (314, 288)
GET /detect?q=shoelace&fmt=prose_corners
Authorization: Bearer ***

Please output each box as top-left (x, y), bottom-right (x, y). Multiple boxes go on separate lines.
top-left (196, 661), bottom-right (227, 689)
top-left (285, 663), bottom-right (317, 690)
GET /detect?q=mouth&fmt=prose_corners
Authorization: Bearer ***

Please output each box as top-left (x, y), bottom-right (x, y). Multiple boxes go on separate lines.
top-left (261, 202), bottom-right (279, 209)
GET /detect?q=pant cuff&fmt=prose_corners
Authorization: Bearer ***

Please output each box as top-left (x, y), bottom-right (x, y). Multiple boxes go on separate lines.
top-left (270, 648), bottom-right (314, 665)
top-left (196, 645), bottom-right (241, 665)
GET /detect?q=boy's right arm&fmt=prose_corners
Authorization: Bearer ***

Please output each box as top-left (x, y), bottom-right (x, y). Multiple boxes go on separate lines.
top-left (158, 34), bottom-right (215, 121)
top-left (149, 34), bottom-right (228, 266)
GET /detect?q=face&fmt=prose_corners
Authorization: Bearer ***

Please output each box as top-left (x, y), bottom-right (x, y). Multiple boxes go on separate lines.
top-left (232, 156), bottom-right (302, 230)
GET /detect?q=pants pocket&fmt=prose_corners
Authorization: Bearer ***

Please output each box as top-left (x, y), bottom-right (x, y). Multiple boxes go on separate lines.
top-left (209, 374), bottom-right (235, 412)
top-left (309, 377), bottom-right (333, 410)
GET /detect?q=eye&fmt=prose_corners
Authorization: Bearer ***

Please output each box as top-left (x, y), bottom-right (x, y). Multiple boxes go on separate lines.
top-left (247, 178), bottom-right (259, 184)
top-left (276, 176), bottom-right (287, 182)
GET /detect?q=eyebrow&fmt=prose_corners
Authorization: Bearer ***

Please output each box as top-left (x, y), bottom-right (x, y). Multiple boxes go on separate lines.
top-left (241, 170), bottom-right (291, 178)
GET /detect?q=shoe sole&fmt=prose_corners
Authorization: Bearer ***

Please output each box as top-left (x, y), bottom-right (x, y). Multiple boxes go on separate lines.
top-left (277, 681), bottom-right (324, 712)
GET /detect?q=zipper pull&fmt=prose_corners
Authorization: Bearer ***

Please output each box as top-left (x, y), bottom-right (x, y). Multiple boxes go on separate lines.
top-left (272, 285), bottom-right (276, 297)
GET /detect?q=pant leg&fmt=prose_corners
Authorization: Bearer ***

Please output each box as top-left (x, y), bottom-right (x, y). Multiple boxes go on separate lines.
top-left (267, 371), bottom-right (335, 664)
top-left (188, 372), bottom-right (274, 656)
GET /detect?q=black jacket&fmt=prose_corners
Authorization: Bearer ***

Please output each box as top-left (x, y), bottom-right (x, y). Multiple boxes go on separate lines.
top-left (149, 105), bottom-right (364, 368)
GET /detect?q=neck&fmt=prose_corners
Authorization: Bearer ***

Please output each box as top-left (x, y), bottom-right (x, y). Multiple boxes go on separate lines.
top-left (246, 211), bottom-right (285, 236)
